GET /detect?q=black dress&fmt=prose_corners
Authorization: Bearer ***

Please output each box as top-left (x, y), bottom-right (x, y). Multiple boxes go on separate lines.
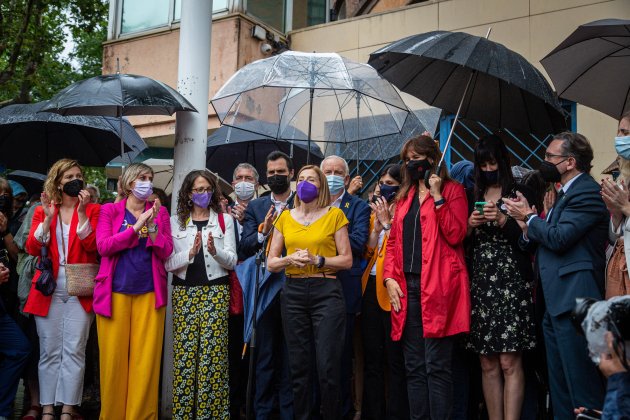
top-left (466, 207), bottom-right (536, 354)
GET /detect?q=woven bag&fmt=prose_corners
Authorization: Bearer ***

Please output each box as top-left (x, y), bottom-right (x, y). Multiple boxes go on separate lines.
top-left (65, 263), bottom-right (99, 297)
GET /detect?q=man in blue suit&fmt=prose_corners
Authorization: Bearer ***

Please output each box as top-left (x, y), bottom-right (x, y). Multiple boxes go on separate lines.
top-left (504, 132), bottom-right (607, 420)
top-left (321, 155), bottom-right (371, 419)
top-left (239, 151), bottom-right (295, 420)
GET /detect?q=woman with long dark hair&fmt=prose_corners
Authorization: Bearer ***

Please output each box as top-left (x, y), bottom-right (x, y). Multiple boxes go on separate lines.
top-left (383, 135), bottom-right (470, 420)
top-left (466, 134), bottom-right (536, 420)
top-left (165, 170), bottom-right (236, 419)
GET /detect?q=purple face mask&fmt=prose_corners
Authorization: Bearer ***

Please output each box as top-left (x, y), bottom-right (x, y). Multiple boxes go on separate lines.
top-left (297, 181), bottom-right (319, 203)
top-left (192, 191), bottom-right (213, 208)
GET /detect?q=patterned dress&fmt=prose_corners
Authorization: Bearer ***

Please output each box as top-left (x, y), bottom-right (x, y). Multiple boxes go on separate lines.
top-left (466, 221), bottom-right (536, 354)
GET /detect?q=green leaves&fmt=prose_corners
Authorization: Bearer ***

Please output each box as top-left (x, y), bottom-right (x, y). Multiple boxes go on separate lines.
top-left (0, 0), bottom-right (108, 105)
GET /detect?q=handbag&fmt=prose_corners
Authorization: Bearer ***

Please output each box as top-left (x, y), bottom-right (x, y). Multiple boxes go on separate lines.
top-left (59, 213), bottom-right (99, 297)
top-left (606, 238), bottom-right (630, 298)
top-left (218, 212), bottom-right (244, 315)
top-left (35, 246), bottom-right (55, 296)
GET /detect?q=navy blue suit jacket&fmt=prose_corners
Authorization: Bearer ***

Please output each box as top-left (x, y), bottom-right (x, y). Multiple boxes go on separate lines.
top-left (238, 195), bottom-right (294, 260)
top-left (525, 173), bottom-right (608, 317)
top-left (337, 192), bottom-right (371, 314)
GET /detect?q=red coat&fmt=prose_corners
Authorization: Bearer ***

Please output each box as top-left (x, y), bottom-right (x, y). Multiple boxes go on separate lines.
top-left (24, 203), bottom-right (100, 316)
top-left (383, 181), bottom-right (470, 339)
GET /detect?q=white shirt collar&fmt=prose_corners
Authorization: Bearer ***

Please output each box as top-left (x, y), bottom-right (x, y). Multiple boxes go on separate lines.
top-left (331, 190), bottom-right (346, 208)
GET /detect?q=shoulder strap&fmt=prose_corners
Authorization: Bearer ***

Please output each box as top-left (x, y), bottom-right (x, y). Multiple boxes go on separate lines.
top-left (217, 212), bottom-right (226, 234)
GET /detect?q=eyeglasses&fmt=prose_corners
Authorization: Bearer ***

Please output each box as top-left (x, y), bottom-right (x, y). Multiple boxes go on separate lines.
top-left (192, 187), bottom-right (213, 194)
top-left (544, 152), bottom-right (570, 160)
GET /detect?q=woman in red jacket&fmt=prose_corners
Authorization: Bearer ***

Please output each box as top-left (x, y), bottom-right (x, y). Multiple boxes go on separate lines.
top-left (383, 135), bottom-right (470, 420)
top-left (24, 159), bottom-right (100, 420)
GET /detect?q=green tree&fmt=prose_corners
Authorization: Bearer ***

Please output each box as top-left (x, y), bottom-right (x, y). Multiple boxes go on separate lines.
top-left (0, 0), bottom-right (108, 105)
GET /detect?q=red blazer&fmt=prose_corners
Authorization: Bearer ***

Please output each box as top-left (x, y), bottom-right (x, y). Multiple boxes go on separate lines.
top-left (24, 203), bottom-right (100, 316)
top-left (383, 181), bottom-right (470, 339)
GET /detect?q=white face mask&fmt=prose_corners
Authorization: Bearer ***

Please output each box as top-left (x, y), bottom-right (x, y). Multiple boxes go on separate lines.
top-left (131, 180), bottom-right (153, 201)
top-left (234, 181), bottom-right (255, 201)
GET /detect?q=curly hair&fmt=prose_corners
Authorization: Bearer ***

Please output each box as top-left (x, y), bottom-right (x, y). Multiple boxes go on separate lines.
top-left (43, 159), bottom-right (82, 204)
top-left (176, 170), bottom-right (222, 230)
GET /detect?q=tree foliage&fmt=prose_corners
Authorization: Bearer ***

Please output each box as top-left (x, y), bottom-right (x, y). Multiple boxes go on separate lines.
top-left (0, 0), bottom-right (109, 105)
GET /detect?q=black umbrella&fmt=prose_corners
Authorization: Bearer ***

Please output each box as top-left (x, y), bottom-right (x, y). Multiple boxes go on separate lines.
top-left (0, 101), bottom-right (147, 173)
top-left (541, 19), bottom-right (630, 120)
top-left (369, 30), bottom-right (567, 138)
top-left (207, 123), bottom-right (324, 183)
top-left (7, 170), bottom-right (46, 197)
top-left (40, 72), bottom-right (197, 162)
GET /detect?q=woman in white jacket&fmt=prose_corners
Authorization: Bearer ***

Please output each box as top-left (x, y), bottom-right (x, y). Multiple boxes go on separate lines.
top-left (166, 169), bottom-right (237, 419)
top-left (602, 111), bottom-right (630, 298)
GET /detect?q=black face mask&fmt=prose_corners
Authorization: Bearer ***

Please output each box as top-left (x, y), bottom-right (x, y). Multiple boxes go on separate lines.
top-left (481, 169), bottom-right (499, 185)
top-left (406, 159), bottom-right (432, 182)
top-left (538, 160), bottom-right (565, 183)
top-left (379, 184), bottom-right (399, 202)
top-left (267, 174), bottom-right (290, 195)
top-left (62, 179), bottom-right (84, 197)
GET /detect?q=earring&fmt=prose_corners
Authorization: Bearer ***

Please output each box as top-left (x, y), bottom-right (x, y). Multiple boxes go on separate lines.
top-left (187, 199), bottom-right (192, 206)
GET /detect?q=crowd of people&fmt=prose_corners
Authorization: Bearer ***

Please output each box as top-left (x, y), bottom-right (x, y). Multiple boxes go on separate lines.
top-left (0, 113), bottom-right (629, 420)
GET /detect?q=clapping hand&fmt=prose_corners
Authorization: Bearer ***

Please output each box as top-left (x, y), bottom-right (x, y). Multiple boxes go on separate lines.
top-left (503, 191), bottom-right (536, 222)
top-left (189, 231), bottom-right (202, 259)
top-left (207, 233), bottom-right (217, 256)
top-left (369, 196), bottom-right (391, 230)
top-left (347, 176), bottom-right (363, 195)
top-left (231, 203), bottom-right (247, 223)
top-left (41, 192), bottom-right (55, 219)
top-left (77, 189), bottom-right (90, 214)
top-left (601, 178), bottom-right (630, 219)
top-left (0, 263), bottom-right (9, 284)
top-left (286, 248), bottom-right (310, 268)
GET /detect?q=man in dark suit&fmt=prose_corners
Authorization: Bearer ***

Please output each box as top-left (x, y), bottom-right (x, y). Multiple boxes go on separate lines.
top-left (320, 155), bottom-right (370, 419)
top-left (239, 151), bottom-right (295, 420)
top-left (504, 132), bottom-right (607, 420)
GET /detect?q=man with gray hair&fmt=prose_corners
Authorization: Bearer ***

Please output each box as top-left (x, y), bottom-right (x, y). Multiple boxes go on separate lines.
top-left (231, 163), bottom-right (260, 238)
top-left (320, 155), bottom-right (370, 418)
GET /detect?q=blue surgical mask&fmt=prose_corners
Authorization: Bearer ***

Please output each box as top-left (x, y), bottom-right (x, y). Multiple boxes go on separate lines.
top-left (326, 175), bottom-right (345, 195)
top-left (615, 136), bottom-right (630, 160)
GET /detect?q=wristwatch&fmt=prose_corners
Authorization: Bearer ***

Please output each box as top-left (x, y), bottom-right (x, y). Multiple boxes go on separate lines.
top-left (434, 198), bottom-right (446, 207)
top-left (147, 224), bottom-right (158, 233)
top-left (382, 223), bottom-right (391, 231)
top-left (316, 255), bottom-right (326, 269)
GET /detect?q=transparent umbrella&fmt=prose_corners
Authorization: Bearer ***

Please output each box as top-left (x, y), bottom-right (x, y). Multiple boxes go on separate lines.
top-left (211, 51), bottom-right (410, 166)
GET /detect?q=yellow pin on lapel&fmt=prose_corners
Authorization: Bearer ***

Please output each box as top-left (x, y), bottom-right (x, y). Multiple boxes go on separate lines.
top-left (344, 202), bottom-right (350, 209)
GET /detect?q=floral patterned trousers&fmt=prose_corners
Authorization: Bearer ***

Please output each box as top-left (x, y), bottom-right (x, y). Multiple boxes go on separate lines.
top-left (172, 285), bottom-right (230, 419)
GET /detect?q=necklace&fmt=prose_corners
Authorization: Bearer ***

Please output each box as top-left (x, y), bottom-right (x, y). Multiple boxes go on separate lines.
top-left (303, 212), bottom-right (314, 226)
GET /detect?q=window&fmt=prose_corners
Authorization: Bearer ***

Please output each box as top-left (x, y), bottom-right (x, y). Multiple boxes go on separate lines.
top-left (119, 0), bottom-right (229, 35)
top-left (121, 0), bottom-right (170, 34)
top-left (291, 0), bottom-right (327, 30)
top-left (248, 0), bottom-right (286, 32)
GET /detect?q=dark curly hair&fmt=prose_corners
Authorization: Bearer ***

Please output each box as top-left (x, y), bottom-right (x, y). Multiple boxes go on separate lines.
top-left (176, 170), bottom-right (222, 230)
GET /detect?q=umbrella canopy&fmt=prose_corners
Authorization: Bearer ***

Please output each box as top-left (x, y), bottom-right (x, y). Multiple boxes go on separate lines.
top-left (541, 19), bottom-right (630, 120)
top-left (369, 31), bottom-right (567, 136)
top-left (207, 123), bottom-right (324, 183)
top-left (7, 171), bottom-right (46, 197)
top-left (211, 51), bottom-right (410, 162)
top-left (0, 101), bottom-right (147, 173)
top-left (323, 107), bottom-right (441, 162)
top-left (235, 254), bottom-right (286, 343)
top-left (40, 73), bottom-right (197, 116)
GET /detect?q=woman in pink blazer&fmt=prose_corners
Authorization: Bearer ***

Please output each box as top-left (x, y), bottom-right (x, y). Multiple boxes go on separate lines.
top-left (94, 163), bottom-right (173, 420)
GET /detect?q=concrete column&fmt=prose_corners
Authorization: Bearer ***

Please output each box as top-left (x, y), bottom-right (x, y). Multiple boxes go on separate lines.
top-left (161, 0), bottom-right (212, 417)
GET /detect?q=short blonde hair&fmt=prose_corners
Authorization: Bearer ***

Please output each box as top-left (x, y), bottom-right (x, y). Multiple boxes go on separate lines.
top-left (44, 159), bottom-right (82, 204)
top-left (293, 165), bottom-right (331, 208)
top-left (120, 163), bottom-right (154, 196)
